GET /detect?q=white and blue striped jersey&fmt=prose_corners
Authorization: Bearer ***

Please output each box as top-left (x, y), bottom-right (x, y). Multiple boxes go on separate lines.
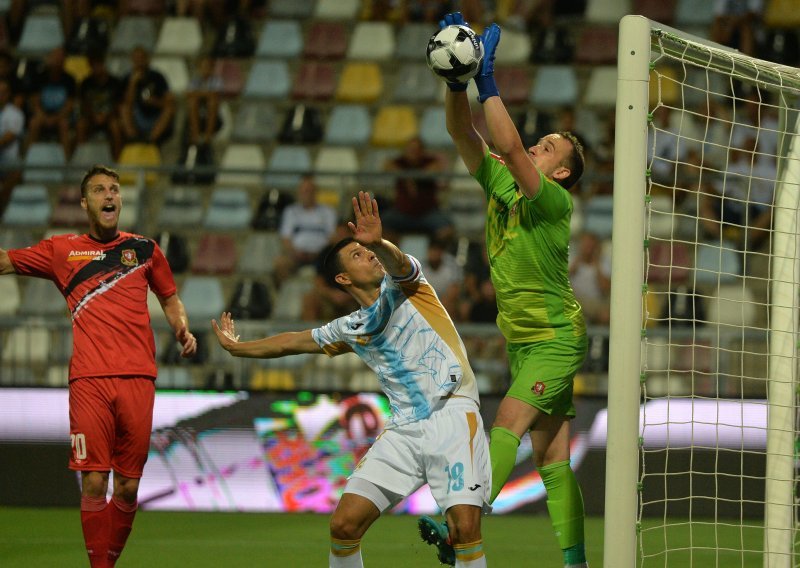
top-left (312, 255), bottom-right (479, 429)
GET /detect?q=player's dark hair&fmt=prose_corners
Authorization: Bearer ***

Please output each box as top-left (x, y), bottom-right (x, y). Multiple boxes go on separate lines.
top-left (80, 165), bottom-right (120, 197)
top-left (556, 131), bottom-right (585, 190)
top-left (322, 238), bottom-right (356, 291)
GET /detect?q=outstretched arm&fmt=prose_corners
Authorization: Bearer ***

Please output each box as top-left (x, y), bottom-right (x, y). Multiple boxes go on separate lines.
top-left (212, 312), bottom-right (323, 358)
top-left (478, 24), bottom-right (543, 199)
top-left (347, 191), bottom-right (412, 277)
top-left (0, 249), bottom-right (15, 275)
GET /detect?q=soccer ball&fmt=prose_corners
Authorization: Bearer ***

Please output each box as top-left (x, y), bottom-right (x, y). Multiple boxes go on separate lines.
top-left (426, 25), bottom-right (484, 84)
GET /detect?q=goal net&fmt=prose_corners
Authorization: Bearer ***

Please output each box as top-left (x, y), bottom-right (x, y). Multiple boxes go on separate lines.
top-left (605, 16), bottom-right (800, 567)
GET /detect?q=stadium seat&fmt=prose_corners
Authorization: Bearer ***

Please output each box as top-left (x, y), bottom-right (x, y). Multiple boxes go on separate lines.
top-left (217, 144), bottom-right (266, 186)
top-left (51, 185), bottom-right (88, 228)
top-left (530, 26), bottom-right (575, 64)
top-left (358, 148), bottom-right (398, 193)
top-left (278, 104), bottom-right (323, 144)
top-left (494, 67), bottom-right (531, 106)
top-left (69, 141), bottom-right (113, 181)
top-left (706, 283), bottom-right (757, 329)
top-left (324, 105), bottom-right (372, 146)
top-left (0, 278), bottom-right (21, 316)
top-left (109, 16), bottom-right (157, 54)
top-left (584, 66), bottom-right (618, 107)
top-left (530, 66), bottom-right (579, 107)
top-left (157, 366), bottom-right (194, 389)
top-left (64, 55), bottom-right (91, 84)
top-left (264, 145), bottom-right (312, 190)
top-left (398, 234), bottom-right (430, 261)
top-left (237, 232), bottom-right (282, 276)
top-left (292, 61), bottom-right (336, 101)
top-left (371, 105), bottom-right (418, 147)
top-left (303, 21), bottom-right (348, 60)
top-left (347, 22), bottom-right (395, 61)
top-left (0, 228), bottom-right (33, 251)
top-left (191, 234), bottom-right (237, 274)
top-left (314, 0), bottom-right (360, 20)
top-left (157, 187), bottom-right (205, 228)
top-left (648, 240), bottom-right (692, 285)
top-left (256, 20), bottom-right (303, 58)
top-left (446, 175), bottom-right (487, 238)
top-left (17, 13), bottom-right (63, 55)
top-left (150, 56), bottom-right (189, 94)
top-left (314, 146), bottom-right (359, 194)
top-left (154, 17), bottom-right (202, 56)
top-left (495, 28), bottom-right (531, 64)
top-left (2, 327), bottom-right (51, 366)
top-left (674, 0), bottom-right (714, 26)
top-left (156, 231), bottom-right (190, 274)
top-left (574, 26), bottom-right (618, 65)
top-left (242, 60), bottom-right (290, 99)
top-left (232, 101), bottom-right (278, 143)
top-left (419, 107), bottom-right (453, 148)
top-left (583, 195), bottom-right (615, 239)
top-left (216, 58), bottom-right (245, 98)
top-left (268, 0), bottom-right (315, 18)
top-left (391, 63), bottom-right (440, 103)
top-left (19, 277), bottom-right (67, 317)
top-left (23, 142), bottom-right (66, 183)
top-left (764, 0), bottom-right (800, 28)
top-left (228, 278), bottom-right (272, 320)
top-left (180, 276), bottom-right (226, 321)
top-left (118, 185), bottom-right (142, 231)
top-left (648, 194), bottom-right (680, 239)
top-left (336, 62), bottom-right (383, 103)
top-left (396, 23), bottom-right (436, 60)
top-left (117, 143), bottom-right (161, 186)
top-left (633, 0), bottom-right (676, 23)
top-left (271, 274), bottom-right (314, 320)
top-left (2, 184), bottom-right (51, 227)
top-left (204, 188), bottom-right (253, 230)
top-left (212, 16), bottom-right (256, 58)
top-left (694, 240), bottom-right (741, 287)
top-left (650, 65), bottom-right (681, 107)
top-left (585, 0), bottom-right (632, 24)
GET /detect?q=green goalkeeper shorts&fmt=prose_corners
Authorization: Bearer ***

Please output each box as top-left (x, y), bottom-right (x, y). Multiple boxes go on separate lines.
top-left (505, 335), bottom-right (588, 417)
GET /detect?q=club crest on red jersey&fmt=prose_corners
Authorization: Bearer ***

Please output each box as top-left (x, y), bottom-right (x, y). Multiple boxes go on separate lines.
top-left (121, 249), bottom-right (138, 267)
top-left (532, 381), bottom-right (546, 395)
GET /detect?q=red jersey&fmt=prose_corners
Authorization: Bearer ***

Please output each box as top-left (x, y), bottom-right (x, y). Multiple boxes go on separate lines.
top-left (8, 232), bottom-right (177, 380)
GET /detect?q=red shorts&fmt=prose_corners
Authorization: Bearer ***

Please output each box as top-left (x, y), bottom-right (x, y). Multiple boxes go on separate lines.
top-left (68, 377), bottom-right (156, 478)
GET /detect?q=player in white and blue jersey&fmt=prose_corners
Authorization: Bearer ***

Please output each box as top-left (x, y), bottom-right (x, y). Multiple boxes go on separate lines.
top-left (212, 192), bottom-right (491, 568)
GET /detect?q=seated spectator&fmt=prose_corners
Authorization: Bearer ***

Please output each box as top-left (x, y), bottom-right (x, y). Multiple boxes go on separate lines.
top-left (23, 47), bottom-right (76, 157)
top-left (121, 46), bottom-right (175, 145)
top-left (420, 238), bottom-right (462, 318)
top-left (711, 0), bottom-right (763, 56)
top-left (273, 176), bottom-right (338, 284)
top-left (185, 55), bottom-right (223, 146)
top-left (382, 137), bottom-right (454, 243)
top-left (0, 51), bottom-right (25, 110)
top-left (0, 79), bottom-right (24, 215)
top-left (76, 50), bottom-right (123, 159)
top-left (569, 231), bottom-right (611, 325)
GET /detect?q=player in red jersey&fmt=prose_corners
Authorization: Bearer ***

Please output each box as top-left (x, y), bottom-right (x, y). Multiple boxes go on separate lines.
top-left (0, 165), bottom-right (197, 567)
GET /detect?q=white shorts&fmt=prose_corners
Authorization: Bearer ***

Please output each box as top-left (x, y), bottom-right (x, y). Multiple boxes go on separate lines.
top-left (346, 397), bottom-right (491, 514)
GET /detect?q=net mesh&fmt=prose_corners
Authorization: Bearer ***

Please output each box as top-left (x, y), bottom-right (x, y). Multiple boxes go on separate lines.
top-left (638, 27), bottom-right (800, 566)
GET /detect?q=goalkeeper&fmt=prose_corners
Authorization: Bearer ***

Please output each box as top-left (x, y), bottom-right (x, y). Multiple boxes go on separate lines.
top-left (419, 13), bottom-right (589, 568)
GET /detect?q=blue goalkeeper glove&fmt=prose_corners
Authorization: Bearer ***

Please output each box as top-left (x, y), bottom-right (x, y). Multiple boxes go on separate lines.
top-left (475, 24), bottom-right (501, 103)
top-left (438, 12), bottom-right (469, 92)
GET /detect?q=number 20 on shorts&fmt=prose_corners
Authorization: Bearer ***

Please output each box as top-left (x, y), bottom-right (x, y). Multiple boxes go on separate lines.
top-left (71, 433), bottom-right (87, 461)
top-left (445, 462), bottom-right (464, 493)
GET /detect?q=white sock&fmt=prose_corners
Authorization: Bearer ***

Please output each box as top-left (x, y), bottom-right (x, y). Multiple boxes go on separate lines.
top-left (329, 550), bottom-right (363, 568)
top-left (565, 563), bottom-right (588, 568)
top-left (456, 557), bottom-right (487, 567)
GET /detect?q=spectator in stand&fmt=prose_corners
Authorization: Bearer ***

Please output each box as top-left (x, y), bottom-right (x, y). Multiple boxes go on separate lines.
top-left (23, 47), bottom-right (76, 157)
top-left (460, 244), bottom-right (498, 323)
top-left (420, 238), bottom-right (462, 318)
top-left (569, 231), bottom-right (611, 325)
top-left (76, 50), bottom-right (123, 160)
top-left (121, 47), bottom-right (175, 146)
top-left (0, 51), bottom-right (25, 109)
top-left (711, 0), bottom-right (763, 56)
top-left (273, 176), bottom-right (338, 285)
top-left (0, 79), bottom-right (24, 215)
top-left (382, 137), bottom-right (454, 243)
top-left (185, 55), bottom-right (223, 146)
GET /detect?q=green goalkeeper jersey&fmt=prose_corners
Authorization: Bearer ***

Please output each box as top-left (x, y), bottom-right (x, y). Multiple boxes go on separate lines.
top-left (473, 152), bottom-right (586, 343)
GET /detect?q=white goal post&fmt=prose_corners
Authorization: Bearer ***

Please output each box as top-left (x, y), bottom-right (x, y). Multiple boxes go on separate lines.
top-left (606, 15), bottom-right (800, 567)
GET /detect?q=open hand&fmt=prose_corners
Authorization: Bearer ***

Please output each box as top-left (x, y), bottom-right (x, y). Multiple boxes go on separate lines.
top-left (347, 191), bottom-right (383, 247)
top-left (211, 312), bottom-right (240, 351)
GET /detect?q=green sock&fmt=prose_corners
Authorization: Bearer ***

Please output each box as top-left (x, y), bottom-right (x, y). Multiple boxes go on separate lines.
top-left (489, 426), bottom-right (521, 503)
top-left (538, 460), bottom-right (586, 564)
